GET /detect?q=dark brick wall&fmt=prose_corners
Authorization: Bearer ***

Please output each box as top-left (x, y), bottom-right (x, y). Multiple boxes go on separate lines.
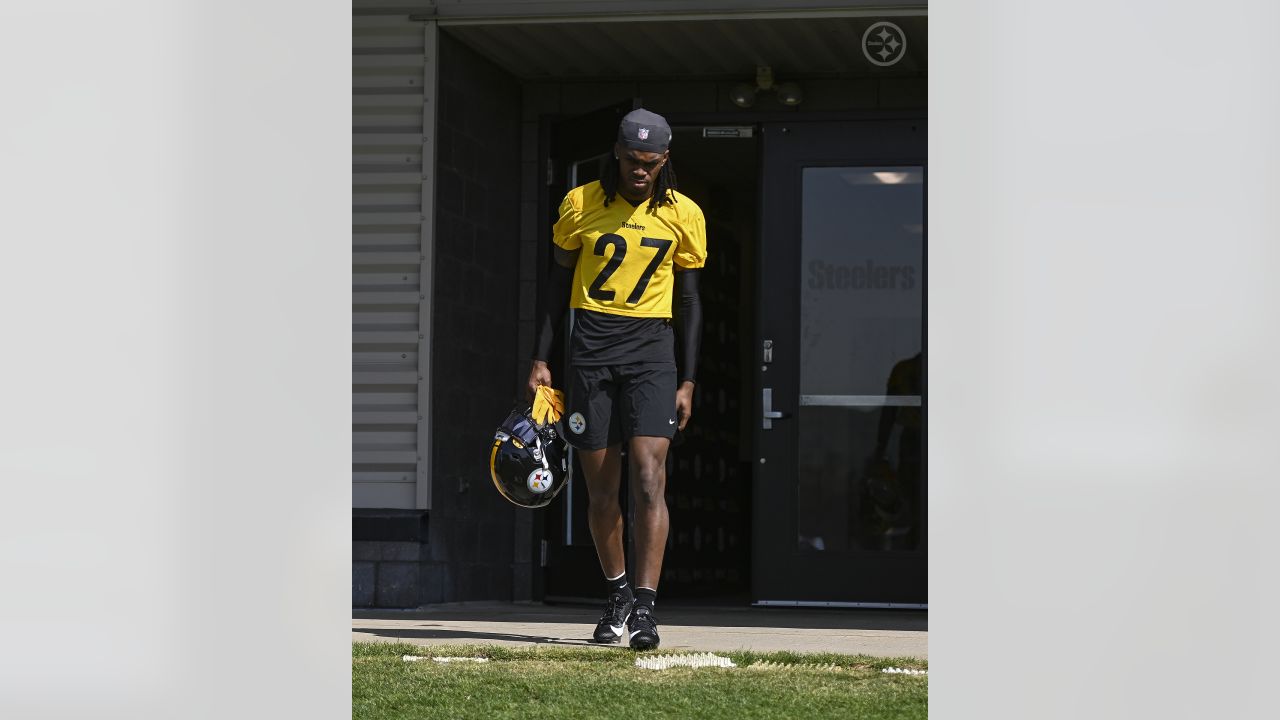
top-left (352, 541), bottom-right (422, 607)
top-left (427, 32), bottom-right (533, 604)
top-left (352, 510), bottom-right (429, 608)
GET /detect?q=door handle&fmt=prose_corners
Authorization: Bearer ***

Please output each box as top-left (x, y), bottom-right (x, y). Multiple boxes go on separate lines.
top-left (762, 388), bottom-right (791, 430)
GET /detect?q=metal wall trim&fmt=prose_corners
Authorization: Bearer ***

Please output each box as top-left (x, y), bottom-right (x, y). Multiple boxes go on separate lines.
top-left (432, 8), bottom-right (926, 26)
top-left (398, 1), bottom-right (926, 25)
top-left (416, 20), bottom-right (439, 510)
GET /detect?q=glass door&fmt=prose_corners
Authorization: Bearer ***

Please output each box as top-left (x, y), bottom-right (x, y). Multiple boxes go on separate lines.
top-left (754, 120), bottom-right (926, 606)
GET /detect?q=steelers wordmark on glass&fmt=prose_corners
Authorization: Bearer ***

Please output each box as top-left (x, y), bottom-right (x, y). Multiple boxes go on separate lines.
top-left (568, 412), bottom-right (587, 435)
top-left (527, 468), bottom-right (555, 494)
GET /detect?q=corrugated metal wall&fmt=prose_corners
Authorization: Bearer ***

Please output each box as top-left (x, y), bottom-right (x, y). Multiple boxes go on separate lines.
top-left (353, 15), bottom-right (426, 508)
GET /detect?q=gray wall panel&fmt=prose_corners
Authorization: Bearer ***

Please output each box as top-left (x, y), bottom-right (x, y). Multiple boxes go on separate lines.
top-left (354, 14), bottom-right (426, 509)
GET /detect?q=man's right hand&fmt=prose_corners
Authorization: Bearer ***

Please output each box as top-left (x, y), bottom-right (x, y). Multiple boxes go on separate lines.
top-left (526, 360), bottom-right (552, 403)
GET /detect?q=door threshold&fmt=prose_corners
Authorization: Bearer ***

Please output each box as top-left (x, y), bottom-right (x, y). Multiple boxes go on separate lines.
top-left (753, 600), bottom-right (927, 610)
top-left (542, 594), bottom-right (608, 606)
top-left (545, 595), bottom-right (757, 608)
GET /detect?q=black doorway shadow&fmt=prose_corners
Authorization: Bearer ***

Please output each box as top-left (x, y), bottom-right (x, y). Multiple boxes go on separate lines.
top-left (354, 605), bottom-right (926, 633)
top-left (353, 625), bottom-right (617, 649)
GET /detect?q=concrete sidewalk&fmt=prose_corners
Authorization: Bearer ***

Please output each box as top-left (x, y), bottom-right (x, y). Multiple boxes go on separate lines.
top-left (353, 602), bottom-right (927, 659)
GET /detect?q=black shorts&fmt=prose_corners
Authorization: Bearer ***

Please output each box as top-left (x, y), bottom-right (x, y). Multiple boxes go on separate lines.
top-left (564, 362), bottom-right (677, 450)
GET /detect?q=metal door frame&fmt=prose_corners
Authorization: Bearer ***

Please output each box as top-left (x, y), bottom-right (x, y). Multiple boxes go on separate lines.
top-left (752, 118), bottom-right (927, 607)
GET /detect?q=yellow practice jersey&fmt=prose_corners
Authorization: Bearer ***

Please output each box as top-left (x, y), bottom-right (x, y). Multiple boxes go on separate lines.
top-left (553, 181), bottom-right (707, 318)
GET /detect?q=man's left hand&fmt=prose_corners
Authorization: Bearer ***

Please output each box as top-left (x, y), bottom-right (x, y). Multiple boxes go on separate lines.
top-left (675, 380), bottom-right (695, 431)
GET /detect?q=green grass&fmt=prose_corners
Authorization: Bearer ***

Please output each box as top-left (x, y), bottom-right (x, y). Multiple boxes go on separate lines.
top-left (353, 642), bottom-right (927, 720)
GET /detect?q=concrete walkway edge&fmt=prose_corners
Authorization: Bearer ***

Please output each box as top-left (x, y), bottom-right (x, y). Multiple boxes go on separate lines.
top-left (353, 602), bottom-right (927, 659)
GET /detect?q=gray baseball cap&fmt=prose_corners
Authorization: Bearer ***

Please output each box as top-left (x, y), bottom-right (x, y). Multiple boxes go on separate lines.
top-left (617, 109), bottom-right (671, 153)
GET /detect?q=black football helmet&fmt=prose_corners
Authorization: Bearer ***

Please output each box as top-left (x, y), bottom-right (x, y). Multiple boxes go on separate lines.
top-left (487, 406), bottom-right (570, 508)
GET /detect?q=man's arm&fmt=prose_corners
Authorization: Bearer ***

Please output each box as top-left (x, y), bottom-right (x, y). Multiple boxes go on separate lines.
top-left (672, 268), bottom-right (703, 429)
top-left (527, 246), bottom-right (578, 400)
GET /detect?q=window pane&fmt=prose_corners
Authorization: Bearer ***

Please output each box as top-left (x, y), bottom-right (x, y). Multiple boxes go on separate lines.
top-left (797, 167), bottom-right (924, 553)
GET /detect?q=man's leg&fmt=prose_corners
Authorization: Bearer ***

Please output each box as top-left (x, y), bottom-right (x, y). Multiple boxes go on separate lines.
top-left (577, 445), bottom-right (625, 578)
top-left (566, 365), bottom-right (626, 580)
top-left (627, 435), bottom-right (671, 592)
top-left (579, 445), bottom-right (635, 643)
top-left (626, 435), bottom-right (670, 650)
top-left (567, 366), bottom-right (634, 643)
top-left (614, 361), bottom-right (676, 649)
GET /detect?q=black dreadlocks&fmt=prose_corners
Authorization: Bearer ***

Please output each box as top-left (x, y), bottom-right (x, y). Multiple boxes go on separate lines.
top-left (600, 155), bottom-right (679, 210)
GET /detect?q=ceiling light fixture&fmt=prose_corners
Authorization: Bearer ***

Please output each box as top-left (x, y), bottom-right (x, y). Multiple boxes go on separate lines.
top-left (873, 171), bottom-right (910, 184)
top-left (729, 66), bottom-right (804, 108)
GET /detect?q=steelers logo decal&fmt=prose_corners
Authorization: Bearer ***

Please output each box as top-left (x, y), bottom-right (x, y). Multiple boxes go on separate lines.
top-left (568, 412), bottom-right (586, 435)
top-left (861, 21), bottom-right (907, 67)
top-left (527, 468), bottom-right (554, 494)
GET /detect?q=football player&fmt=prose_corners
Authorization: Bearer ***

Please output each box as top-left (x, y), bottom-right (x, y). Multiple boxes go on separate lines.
top-left (527, 109), bottom-right (706, 651)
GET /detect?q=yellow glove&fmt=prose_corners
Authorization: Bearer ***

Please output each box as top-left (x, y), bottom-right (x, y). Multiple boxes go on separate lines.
top-left (532, 385), bottom-right (565, 426)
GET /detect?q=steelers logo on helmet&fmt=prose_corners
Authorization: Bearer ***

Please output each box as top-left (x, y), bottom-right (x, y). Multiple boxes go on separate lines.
top-left (487, 405), bottom-right (570, 509)
top-left (527, 468), bottom-right (554, 494)
top-left (568, 412), bottom-right (587, 435)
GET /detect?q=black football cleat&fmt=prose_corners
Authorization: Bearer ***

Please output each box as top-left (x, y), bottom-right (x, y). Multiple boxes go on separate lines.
top-left (627, 605), bottom-right (660, 651)
top-left (592, 592), bottom-right (634, 644)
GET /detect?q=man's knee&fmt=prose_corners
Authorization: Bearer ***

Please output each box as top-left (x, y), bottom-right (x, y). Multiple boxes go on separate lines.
top-left (630, 459), bottom-right (667, 508)
top-left (587, 489), bottom-right (620, 514)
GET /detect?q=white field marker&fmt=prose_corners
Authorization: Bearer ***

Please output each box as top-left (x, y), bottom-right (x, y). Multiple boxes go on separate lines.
top-left (746, 660), bottom-right (842, 672)
top-left (634, 653), bottom-right (736, 670)
top-left (402, 655), bottom-right (490, 663)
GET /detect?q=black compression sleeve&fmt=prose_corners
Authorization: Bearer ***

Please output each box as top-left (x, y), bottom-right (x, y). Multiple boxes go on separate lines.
top-left (673, 269), bottom-right (703, 384)
top-left (533, 260), bottom-right (573, 362)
